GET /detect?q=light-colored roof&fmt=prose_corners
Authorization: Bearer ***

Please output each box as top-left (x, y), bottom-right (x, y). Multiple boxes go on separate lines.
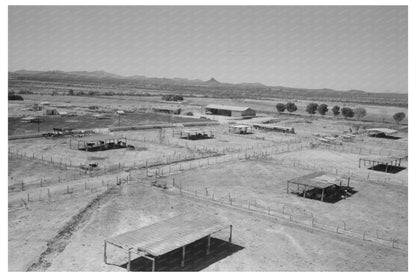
top-left (289, 172), bottom-right (342, 189)
top-left (206, 104), bottom-right (252, 112)
top-left (252, 124), bottom-right (293, 130)
top-left (21, 116), bottom-right (36, 120)
top-left (367, 128), bottom-right (398, 134)
top-left (230, 125), bottom-right (250, 128)
top-left (105, 213), bottom-right (229, 257)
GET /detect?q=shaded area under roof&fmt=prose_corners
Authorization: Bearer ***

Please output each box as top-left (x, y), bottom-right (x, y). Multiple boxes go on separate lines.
top-left (105, 213), bottom-right (229, 257)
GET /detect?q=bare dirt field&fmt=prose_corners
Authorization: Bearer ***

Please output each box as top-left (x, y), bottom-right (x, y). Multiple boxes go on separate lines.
top-left (8, 88), bottom-right (408, 271)
top-left (42, 182), bottom-right (407, 271)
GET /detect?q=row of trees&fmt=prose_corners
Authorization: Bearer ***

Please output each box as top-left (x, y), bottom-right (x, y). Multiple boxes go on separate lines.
top-left (275, 102), bottom-right (406, 123)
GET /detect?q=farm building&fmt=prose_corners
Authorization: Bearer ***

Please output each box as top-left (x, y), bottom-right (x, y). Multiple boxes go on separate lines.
top-left (175, 129), bottom-right (214, 140)
top-left (104, 213), bottom-right (233, 271)
top-left (366, 128), bottom-right (399, 138)
top-left (153, 107), bottom-right (181, 115)
top-left (228, 125), bottom-right (253, 134)
top-left (205, 104), bottom-right (256, 118)
top-left (287, 172), bottom-right (354, 203)
top-left (45, 108), bottom-right (59, 115)
top-left (75, 138), bottom-right (128, 151)
top-left (252, 124), bottom-right (295, 134)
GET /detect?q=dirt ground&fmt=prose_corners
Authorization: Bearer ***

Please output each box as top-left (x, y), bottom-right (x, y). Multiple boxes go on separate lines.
top-left (8, 91), bottom-right (408, 272)
top-left (44, 182), bottom-right (407, 271)
top-left (167, 158), bottom-right (407, 244)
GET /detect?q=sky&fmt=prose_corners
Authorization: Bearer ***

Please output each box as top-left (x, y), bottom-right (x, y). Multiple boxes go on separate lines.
top-left (8, 6), bottom-right (408, 93)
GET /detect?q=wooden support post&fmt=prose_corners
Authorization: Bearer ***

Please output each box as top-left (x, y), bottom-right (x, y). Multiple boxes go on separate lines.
top-left (181, 246), bottom-right (186, 268)
top-left (385, 163), bottom-right (388, 173)
top-left (229, 225), bottom-right (233, 243)
top-left (206, 235), bottom-right (211, 255)
top-left (104, 241), bottom-right (107, 264)
top-left (358, 158), bottom-right (361, 168)
top-left (321, 188), bottom-right (325, 202)
top-left (152, 258), bottom-right (156, 271)
top-left (127, 250), bottom-right (131, 271)
top-left (286, 181), bottom-right (289, 194)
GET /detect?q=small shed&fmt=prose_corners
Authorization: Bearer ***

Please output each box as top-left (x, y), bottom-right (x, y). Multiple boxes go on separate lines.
top-left (45, 108), bottom-right (58, 115)
top-left (179, 129), bottom-right (214, 140)
top-left (228, 124), bottom-right (253, 134)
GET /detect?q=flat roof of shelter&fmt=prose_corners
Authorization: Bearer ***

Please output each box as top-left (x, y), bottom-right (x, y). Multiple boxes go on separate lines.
top-left (105, 213), bottom-right (229, 257)
top-left (288, 172), bottom-right (342, 189)
top-left (230, 125), bottom-right (250, 128)
top-left (367, 128), bottom-right (398, 134)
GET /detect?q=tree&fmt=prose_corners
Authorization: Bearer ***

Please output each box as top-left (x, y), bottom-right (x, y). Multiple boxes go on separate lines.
top-left (332, 105), bottom-right (340, 116)
top-left (317, 104), bottom-right (328, 116)
top-left (341, 107), bottom-right (354, 119)
top-left (286, 102), bottom-right (297, 113)
top-left (393, 112), bottom-right (406, 124)
top-left (354, 107), bottom-right (367, 120)
top-left (276, 103), bottom-right (286, 113)
top-left (68, 89), bottom-right (74, 96)
top-left (306, 103), bottom-right (319, 115)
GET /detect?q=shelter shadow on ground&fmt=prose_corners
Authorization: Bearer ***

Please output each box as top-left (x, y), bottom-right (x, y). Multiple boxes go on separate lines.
top-left (369, 164), bottom-right (406, 174)
top-left (118, 237), bottom-right (243, 271)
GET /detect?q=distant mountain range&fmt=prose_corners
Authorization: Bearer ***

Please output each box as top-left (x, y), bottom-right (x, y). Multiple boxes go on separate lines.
top-left (9, 70), bottom-right (407, 100)
top-left (10, 70), bottom-right (267, 89)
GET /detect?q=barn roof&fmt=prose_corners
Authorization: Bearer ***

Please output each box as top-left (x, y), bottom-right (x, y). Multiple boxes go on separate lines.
top-left (288, 172), bottom-right (342, 189)
top-left (206, 104), bottom-right (252, 112)
top-left (105, 213), bottom-right (229, 257)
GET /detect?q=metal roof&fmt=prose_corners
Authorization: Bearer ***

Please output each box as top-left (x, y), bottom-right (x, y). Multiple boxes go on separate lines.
top-left (105, 213), bottom-right (229, 257)
top-left (289, 172), bottom-right (342, 189)
top-left (367, 128), bottom-right (398, 135)
top-left (206, 104), bottom-right (252, 112)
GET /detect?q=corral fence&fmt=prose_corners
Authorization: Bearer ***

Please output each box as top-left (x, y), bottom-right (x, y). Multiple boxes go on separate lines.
top-left (170, 181), bottom-right (407, 251)
top-left (146, 142), bottom-right (311, 177)
top-left (8, 175), bottom-right (131, 212)
top-left (317, 143), bottom-right (407, 158)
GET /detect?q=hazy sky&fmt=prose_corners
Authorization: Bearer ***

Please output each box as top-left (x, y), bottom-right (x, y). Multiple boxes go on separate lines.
top-left (9, 6), bottom-right (407, 93)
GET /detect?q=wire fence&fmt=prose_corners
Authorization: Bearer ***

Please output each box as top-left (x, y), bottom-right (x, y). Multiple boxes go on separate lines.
top-left (146, 142), bottom-right (310, 177)
top-left (170, 182), bottom-right (407, 251)
top-left (8, 175), bottom-right (131, 212)
top-left (317, 143), bottom-right (407, 158)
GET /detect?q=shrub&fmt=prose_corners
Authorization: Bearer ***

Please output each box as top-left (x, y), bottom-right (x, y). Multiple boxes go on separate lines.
top-left (276, 103), bottom-right (286, 113)
top-left (354, 107), bottom-right (367, 120)
top-left (286, 102), bottom-right (297, 113)
top-left (332, 105), bottom-right (340, 116)
top-left (306, 103), bottom-right (319, 115)
top-left (185, 111), bottom-right (194, 116)
top-left (8, 94), bottom-right (23, 101)
top-left (317, 104), bottom-right (328, 116)
top-left (341, 107), bottom-right (354, 119)
top-left (393, 112), bottom-right (406, 124)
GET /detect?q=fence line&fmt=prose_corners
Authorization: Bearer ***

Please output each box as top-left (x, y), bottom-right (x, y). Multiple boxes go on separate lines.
top-left (8, 176), bottom-right (131, 212)
top-left (171, 182), bottom-right (406, 251)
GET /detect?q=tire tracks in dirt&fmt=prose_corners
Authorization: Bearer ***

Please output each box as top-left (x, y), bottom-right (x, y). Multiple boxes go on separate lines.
top-left (26, 186), bottom-right (121, 271)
